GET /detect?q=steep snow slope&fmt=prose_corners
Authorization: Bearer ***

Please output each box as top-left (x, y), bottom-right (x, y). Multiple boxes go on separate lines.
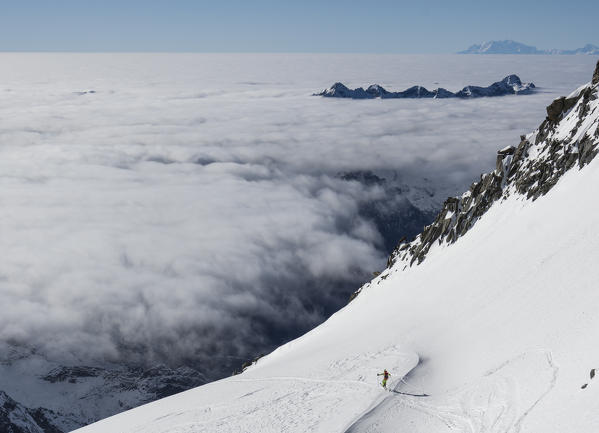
top-left (74, 62), bottom-right (599, 433)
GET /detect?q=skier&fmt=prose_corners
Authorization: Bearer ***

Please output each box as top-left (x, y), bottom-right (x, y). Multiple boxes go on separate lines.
top-left (377, 369), bottom-right (391, 390)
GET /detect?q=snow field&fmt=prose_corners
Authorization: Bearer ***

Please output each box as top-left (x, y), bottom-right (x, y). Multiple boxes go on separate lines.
top-left (75, 151), bottom-right (599, 432)
top-left (75, 149), bottom-right (599, 432)
top-left (75, 344), bottom-right (418, 433)
top-left (73, 61), bottom-right (599, 433)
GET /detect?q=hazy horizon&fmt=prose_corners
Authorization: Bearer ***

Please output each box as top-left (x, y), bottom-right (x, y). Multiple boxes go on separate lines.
top-left (1, 1), bottom-right (598, 53)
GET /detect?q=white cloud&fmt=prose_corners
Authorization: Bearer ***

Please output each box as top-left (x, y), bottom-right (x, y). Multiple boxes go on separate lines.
top-left (0, 53), bottom-right (595, 377)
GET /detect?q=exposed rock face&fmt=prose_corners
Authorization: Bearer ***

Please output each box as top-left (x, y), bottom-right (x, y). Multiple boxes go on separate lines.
top-left (0, 391), bottom-right (63, 433)
top-left (0, 348), bottom-right (207, 433)
top-left (546, 95), bottom-right (580, 122)
top-left (315, 75), bottom-right (535, 99)
top-left (41, 364), bottom-right (206, 401)
top-left (385, 61), bottom-right (599, 269)
top-left (593, 60), bottom-right (599, 86)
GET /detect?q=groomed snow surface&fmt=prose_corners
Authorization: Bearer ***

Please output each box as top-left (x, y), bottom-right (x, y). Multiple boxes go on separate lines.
top-left (74, 120), bottom-right (599, 432)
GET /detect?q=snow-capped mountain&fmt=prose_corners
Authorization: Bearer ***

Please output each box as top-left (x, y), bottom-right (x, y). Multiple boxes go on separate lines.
top-left (72, 59), bottom-right (599, 433)
top-left (459, 40), bottom-right (599, 55)
top-left (459, 40), bottom-right (545, 54)
top-left (316, 75), bottom-right (535, 99)
top-left (555, 43), bottom-right (599, 55)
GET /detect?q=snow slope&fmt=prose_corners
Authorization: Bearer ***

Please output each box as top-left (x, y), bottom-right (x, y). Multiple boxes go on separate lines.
top-left (73, 62), bottom-right (599, 433)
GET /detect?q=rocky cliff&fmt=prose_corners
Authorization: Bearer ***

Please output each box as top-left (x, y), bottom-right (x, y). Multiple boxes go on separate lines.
top-left (386, 60), bottom-right (599, 269)
top-left (0, 391), bottom-right (64, 433)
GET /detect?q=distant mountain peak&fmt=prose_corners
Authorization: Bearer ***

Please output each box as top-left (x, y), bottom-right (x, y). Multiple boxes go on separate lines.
top-left (315, 75), bottom-right (535, 99)
top-left (459, 40), bottom-right (599, 55)
top-left (459, 40), bottom-right (543, 54)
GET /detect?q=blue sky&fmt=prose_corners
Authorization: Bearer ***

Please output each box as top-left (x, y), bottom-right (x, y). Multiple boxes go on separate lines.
top-left (1, 0), bottom-right (597, 52)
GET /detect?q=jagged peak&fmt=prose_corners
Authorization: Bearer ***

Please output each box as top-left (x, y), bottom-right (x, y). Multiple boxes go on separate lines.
top-left (315, 75), bottom-right (535, 99)
top-left (366, 84), bottom-right (387, 93)
top-left (502, 74), bottom-right (522, 84)
top-left (331, 82), bottom-right (348, 90)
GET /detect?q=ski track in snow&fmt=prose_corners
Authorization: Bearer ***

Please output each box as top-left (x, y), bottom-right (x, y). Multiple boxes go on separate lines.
top-left (72, 70), bottom-right (599, 432)
top-left (345, 350), bottom-right (558, 433)
top-left (98, 345), bottom-right (418, 433)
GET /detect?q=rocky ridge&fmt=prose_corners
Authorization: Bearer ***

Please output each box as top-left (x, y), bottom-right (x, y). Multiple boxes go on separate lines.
top-left (384, 60), bottom-right (599, 269)
top-left (0, 346), bottom-right (207, 433)
top-left (0, 391), bottom-right (63, 433)
top-left (315, 75), bottom-right (535, 99)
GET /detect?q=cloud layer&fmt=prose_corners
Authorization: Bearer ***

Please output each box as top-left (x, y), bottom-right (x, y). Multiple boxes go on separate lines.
top-left (0, 53), bottom-right (595, 377)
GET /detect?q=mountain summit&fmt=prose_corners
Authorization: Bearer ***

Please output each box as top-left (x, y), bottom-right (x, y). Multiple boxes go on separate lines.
top-left (74, 60), bottom-right (599, 433)
top-left (459, 40), bottom-right (599, 55)
top-left (316, 75), bottom-right (535, 99)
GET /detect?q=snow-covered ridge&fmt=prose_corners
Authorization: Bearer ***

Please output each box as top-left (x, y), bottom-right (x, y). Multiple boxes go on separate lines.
top-left (315, 75), bottom-right (535, 99)
top-left (459, 40), bottom-right (599, 55)
top-left (72, 57), bottom-right (599, 433)
top-left (387, 60), bottom-right (599, 268)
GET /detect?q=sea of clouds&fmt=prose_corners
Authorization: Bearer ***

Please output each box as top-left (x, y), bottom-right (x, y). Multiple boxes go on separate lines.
top-left (0, 53), bottom-right (595, 377)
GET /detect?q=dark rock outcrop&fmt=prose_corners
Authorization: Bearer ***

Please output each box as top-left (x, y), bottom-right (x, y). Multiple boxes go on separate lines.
top-left (0, 360), bottom-right (208, 433)
top-left (42, 364), bottom-right (206, 400)
top-left (546, 94), bottom-right (580, 122)
top-left (315, 75), bottom-right (535, 100)
top-left (232, 354), bottom-right (265, 375)
top-left (0, 391), bottom-right (62, 433)
top-left (385, 61), bottom-right (599, 269)
top-left (593, 60), bottom-right (599, 86)
top-left (42, 366), bottom-right (103, 383)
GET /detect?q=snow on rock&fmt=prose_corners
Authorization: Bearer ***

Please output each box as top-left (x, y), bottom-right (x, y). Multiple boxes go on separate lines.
top-left (458, 40), bottom-right (545, 54)
top-left (386, 59), bottom-right (599, 267)
top-left (552, 44), bottom-right (599, 55)
top-left (315, 75), bottom-right (535, 99)
top-left (74, 60), bottom-right (599, 433)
